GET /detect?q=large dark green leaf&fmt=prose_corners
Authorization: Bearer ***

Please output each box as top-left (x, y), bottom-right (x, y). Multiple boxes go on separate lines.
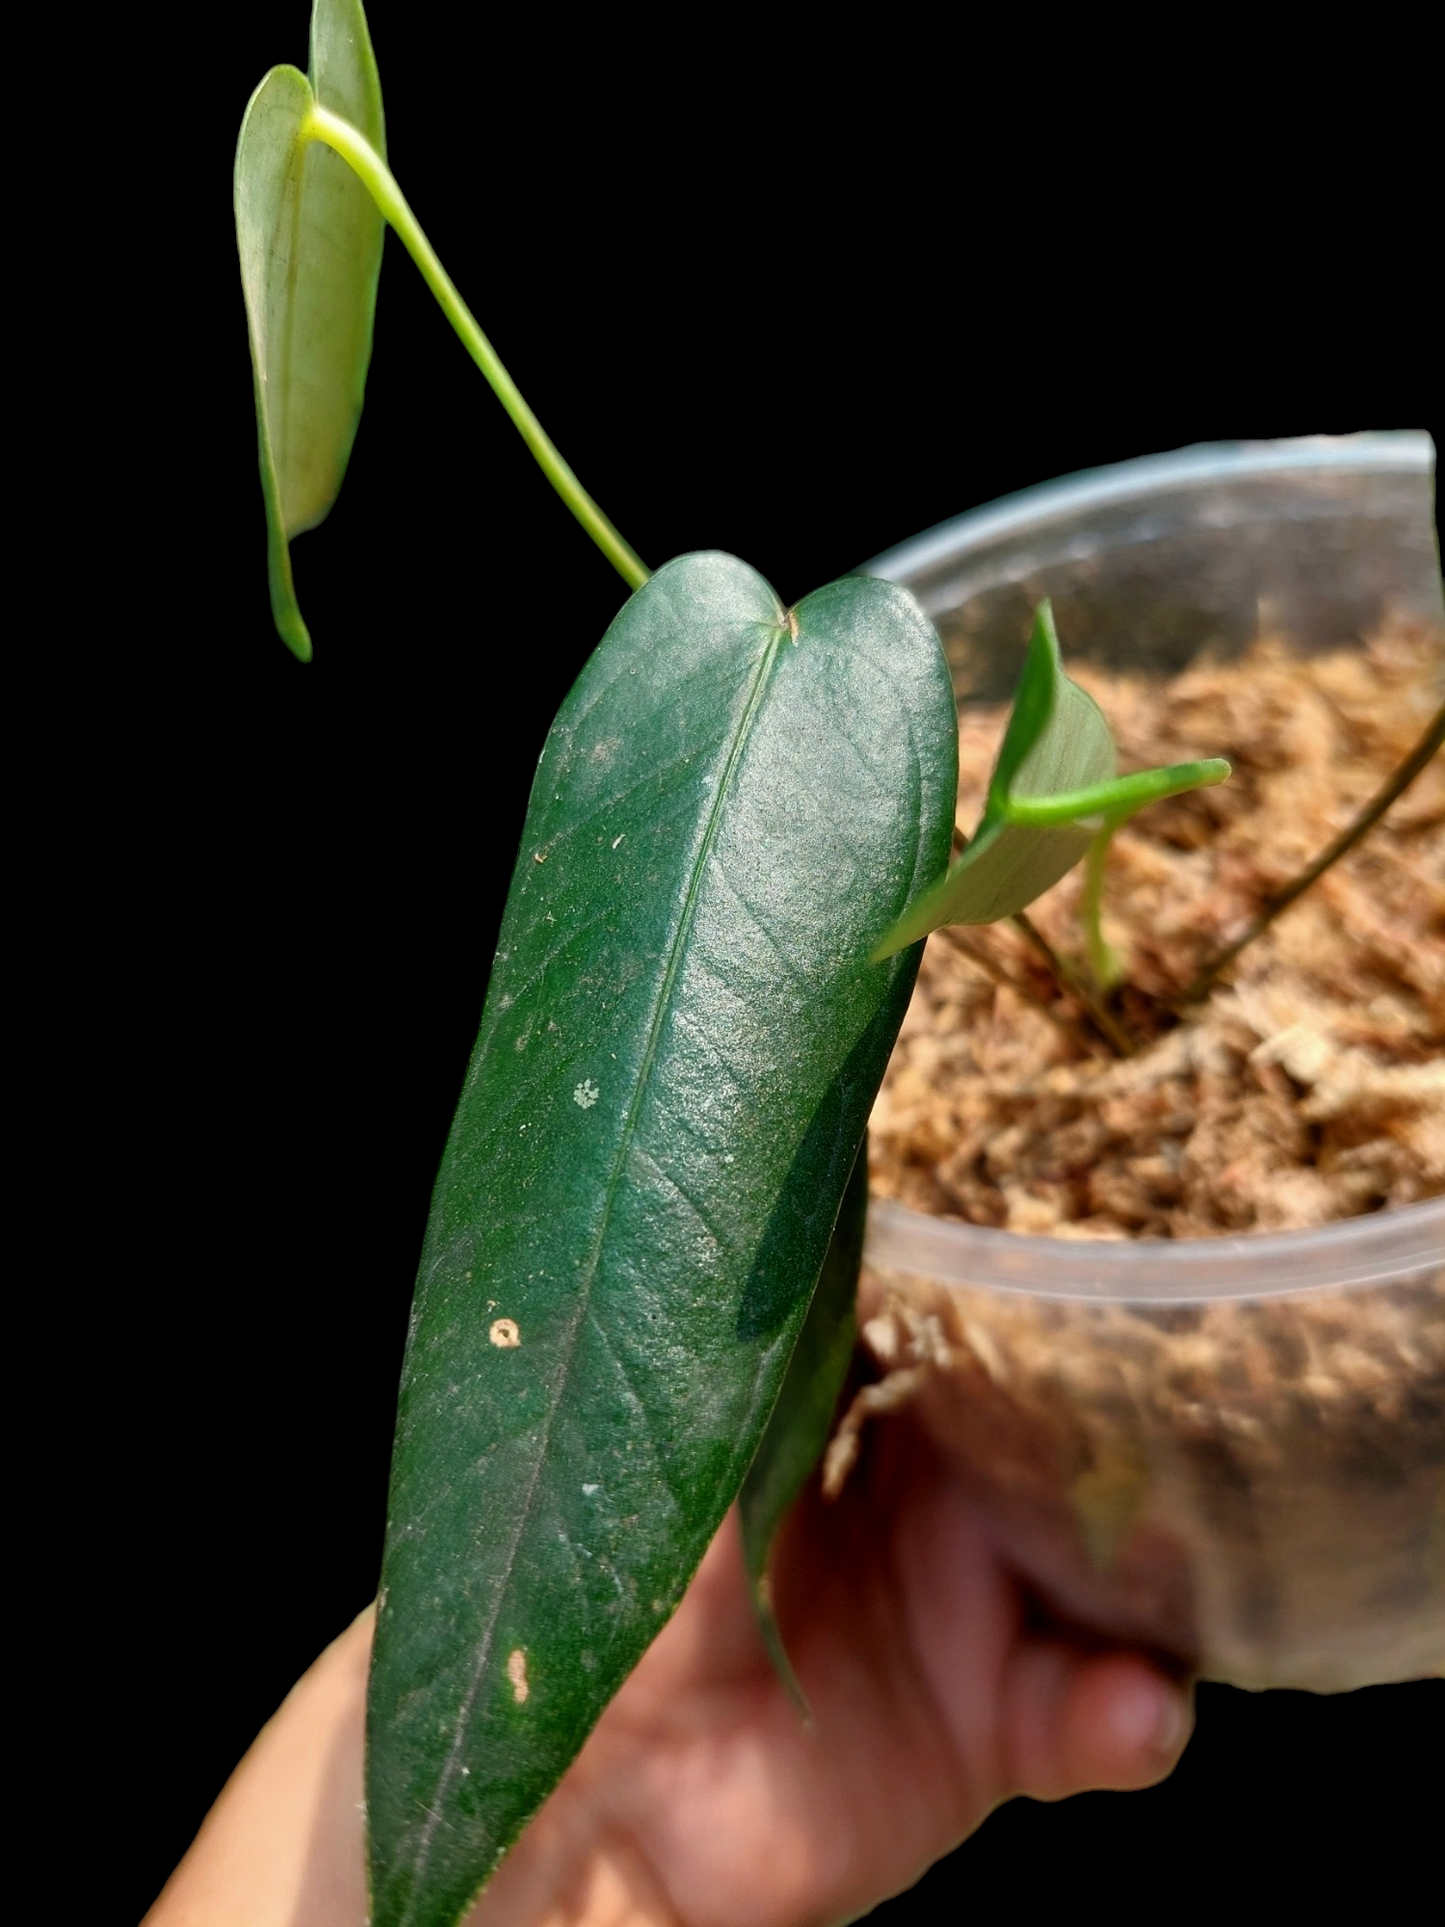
top-left (739, 1135), bottom-right (868, 1715)
top-left (234, 0), bottom-right (385, 659)
top-left (366, 554), bottom-right (956, 1926)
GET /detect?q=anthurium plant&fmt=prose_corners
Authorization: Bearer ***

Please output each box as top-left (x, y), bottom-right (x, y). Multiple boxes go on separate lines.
top-left (234, 6), bottom-right (1259, 1920)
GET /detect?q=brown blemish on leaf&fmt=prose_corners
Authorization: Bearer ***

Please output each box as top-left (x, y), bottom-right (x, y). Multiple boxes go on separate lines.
top-left (489, 1318), bottom-right (521, 1348)
top-left (507, 1648), bottom-right (529, 1703)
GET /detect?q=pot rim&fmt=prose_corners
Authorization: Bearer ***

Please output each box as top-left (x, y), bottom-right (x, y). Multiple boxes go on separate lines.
top-left (862, 1194), bottom-right (1445, 1304)
top-left (859, 431), bottom-right (1444, 1304)
top-left (862, 429), bottom-right (1436, 589)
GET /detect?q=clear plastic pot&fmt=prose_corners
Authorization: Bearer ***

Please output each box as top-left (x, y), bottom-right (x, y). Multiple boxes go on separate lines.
top-left (858, 433), bottom-right (1445, 1693)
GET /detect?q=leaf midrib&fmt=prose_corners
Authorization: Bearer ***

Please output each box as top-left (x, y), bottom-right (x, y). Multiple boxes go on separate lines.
top-left (275, 110), bottom-right (308, 531)
top-left (395, 612), bottom-right (788, 1919)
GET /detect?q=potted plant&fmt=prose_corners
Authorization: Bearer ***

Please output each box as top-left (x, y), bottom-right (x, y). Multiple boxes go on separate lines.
top-left (151, 5), bottom-right (1442, 1920)
top-left (836, 437), bottom-right (1445, 1697)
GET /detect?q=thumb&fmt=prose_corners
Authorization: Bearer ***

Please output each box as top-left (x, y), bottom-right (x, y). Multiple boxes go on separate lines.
top-left (1001, 1639), bottom-right (1194, 1801)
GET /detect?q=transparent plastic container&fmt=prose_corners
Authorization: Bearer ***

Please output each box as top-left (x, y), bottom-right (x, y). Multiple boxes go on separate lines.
top-left (859, 433), bottom-right (1445, 1692)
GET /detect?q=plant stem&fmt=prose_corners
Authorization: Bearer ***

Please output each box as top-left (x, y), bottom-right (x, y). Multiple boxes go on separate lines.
top-left (934, 926), bottom-right (1106, 1052)
top-left (1081, 821), bottom-right (1124, 991)
top-left (1009, 910), bottom-right (1135, 1056)
top-left (948, 824), bottom-right (1131, 1055)
top-left (305, 104), bottom-right (649, 591)
top-left (1178, 697), bottom-right (1445, 1005)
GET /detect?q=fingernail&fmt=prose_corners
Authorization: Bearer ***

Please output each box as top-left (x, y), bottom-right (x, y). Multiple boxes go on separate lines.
top-left (1112, 1676), bottom-right (1188, 1759)
top-left (1149, 1686), bottom-right (1188, 1758)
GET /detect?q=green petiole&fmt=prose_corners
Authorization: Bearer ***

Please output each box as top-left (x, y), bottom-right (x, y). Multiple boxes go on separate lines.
top-left (1002, 758), bottom-right (1231, 829)
top-left (1014, 760), bottom-right (1229, 993)
top-left (303, 104), bottom-right (649, 591)
top-left (1081, 816), bottom-right (1126, 990)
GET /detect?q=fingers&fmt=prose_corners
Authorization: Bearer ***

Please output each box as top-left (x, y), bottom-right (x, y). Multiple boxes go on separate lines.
top-left (812, 1428), bottom-right (1194, 1818)
top-left (1001, 1638), bottom-right (1194, 1802)
top-left (145, 1605), bottom-right (376, 1926)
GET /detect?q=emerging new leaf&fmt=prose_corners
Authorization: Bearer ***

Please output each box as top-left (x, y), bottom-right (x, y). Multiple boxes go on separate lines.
top-left (875, 600), bottom-right (1113, 950)
top-left (234, 0), bottom-right (385, 659)
top-left (874, 601), bottom-right (1230, 955)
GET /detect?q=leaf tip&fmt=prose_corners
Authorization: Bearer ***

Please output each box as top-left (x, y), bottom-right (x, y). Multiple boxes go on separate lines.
top-left (750, 1574), bottom-right (814, 1725)
top-left (277, 612), bottom-right (314, 666)
top-left (1032, 595), bottom-right (1060, 652)
top-left (268, 550), bottom-right (314, 661)
top-left (868, 906), bottom-right (923, 962)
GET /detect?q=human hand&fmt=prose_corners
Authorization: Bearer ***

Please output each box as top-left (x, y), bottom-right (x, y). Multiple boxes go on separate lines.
top-left (148, 1415), bottom-right (1192, 1926)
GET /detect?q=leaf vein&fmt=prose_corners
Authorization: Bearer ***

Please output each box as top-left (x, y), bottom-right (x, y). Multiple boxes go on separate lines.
top-left (400, 614), bottom-right (785, 1906)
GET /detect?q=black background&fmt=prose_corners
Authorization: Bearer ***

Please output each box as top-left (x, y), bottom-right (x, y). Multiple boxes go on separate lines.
top-left (101, 7), bottom-right (1441, 1918)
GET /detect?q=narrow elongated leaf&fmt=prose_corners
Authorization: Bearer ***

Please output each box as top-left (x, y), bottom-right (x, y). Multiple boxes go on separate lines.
top-left (739, 1134), bottom-right (868, 1715)
top-left (875, 599), bottom-right (1114, 951)
top-left (366, 555), bottom-right (957, 1927)
top-left (234, 0), bottom-right (385, 658)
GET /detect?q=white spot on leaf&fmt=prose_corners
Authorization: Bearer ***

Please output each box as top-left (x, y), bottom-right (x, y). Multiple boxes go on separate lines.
top-left (489, 1318), bottom-right (521, 1348)
top-left (582, 1483), bottom-right (599, 1495)
top-left (574, 1078), bottom-right (600, 1110)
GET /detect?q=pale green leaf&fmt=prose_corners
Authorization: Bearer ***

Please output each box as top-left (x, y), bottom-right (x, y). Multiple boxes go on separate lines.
top-left (234, 0), bottom-right (385, 658)
top-left (875, 600), bottom-right (1114, 951)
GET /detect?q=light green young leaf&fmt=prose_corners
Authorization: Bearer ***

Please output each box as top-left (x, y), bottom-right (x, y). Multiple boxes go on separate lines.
top-left (234, 0), bottom-right (385, 659)
top-left (875, 601), bottom-right (1230, 955)
top-left (738, 1137), bottom-right (868, 1717)
top-left (875, 601), bottom-right (1113, 951)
